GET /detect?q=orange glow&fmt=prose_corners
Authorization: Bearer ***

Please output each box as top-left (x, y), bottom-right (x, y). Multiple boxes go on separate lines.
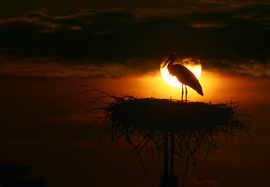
top-left (190, 23), bottom-right (227, 28)
top-left (160, 58), bottom-right (202, 88)
top-left (88, 70), bottom-right (261, 103)
top-left (106, 71), bottom-right (264, 103)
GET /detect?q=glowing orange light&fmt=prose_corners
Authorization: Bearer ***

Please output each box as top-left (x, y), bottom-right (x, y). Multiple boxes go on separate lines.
top-left (160, 58), bottom-right (202, 88)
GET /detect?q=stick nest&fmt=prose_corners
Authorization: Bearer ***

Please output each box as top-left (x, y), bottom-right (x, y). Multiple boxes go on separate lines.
top-left (107, 97), bottom-right (242, 134)
top-left (80, 87), bottom-right (251, 183)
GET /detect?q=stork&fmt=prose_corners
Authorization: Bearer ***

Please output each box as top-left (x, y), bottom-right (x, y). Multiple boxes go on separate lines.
top-left (163, 52), bottom-right (203, 101)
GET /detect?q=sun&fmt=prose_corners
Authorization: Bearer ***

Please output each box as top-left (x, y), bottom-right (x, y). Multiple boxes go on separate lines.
top-left (160, 58), bottom-right (202, 88)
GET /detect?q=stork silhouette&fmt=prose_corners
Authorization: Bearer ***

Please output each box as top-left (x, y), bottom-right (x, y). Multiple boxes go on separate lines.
top-left (163, 52), bottom-right (203, 101)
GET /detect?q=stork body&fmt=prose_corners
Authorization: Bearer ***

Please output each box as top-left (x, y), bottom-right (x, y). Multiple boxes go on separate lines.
top-left (163, 53), bottom-right (203, 101)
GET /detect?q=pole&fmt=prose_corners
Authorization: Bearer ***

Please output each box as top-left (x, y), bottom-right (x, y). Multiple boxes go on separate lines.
top-left (161, 131), bottom-right (178, 187)
top-left (161, 131), bottom-right (169, 187)
top-left (163, 132), bottom-right (169, 176)
top-left (170, 132), bottom-right (174, 176)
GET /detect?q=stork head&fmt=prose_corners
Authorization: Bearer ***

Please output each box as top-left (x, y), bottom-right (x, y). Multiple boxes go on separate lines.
top-left (162, 52), bottom-right (177, 68)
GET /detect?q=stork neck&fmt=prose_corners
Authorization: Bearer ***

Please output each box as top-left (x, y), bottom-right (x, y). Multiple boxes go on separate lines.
top-left (168, 59), bottom-right (174, 69)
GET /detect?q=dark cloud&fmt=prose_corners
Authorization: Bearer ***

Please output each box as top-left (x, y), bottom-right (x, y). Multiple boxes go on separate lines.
top-left (0, 0), bottom-right (228, 18)
top-left (0, 2), bottom-right (270, 77)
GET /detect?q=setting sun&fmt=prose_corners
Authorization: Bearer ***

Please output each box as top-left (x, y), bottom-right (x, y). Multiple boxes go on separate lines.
top-left (160, 58), bottom-right (202, 88)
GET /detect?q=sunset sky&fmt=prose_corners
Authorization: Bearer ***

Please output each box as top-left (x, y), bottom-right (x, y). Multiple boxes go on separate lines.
top-left (1, 0), bottom-right (270, 186)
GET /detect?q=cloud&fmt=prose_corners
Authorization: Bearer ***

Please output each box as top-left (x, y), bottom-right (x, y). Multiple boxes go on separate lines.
top-left (0, 2), bottom-right (270, 77)
top-left (0, 57), bottom-right (158, 78)
top-left (203, 58), bottom-right (270, 77)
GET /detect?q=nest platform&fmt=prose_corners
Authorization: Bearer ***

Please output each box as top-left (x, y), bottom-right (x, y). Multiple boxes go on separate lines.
top-left (106, 97), bottom-right (244, 134)
top-left (81, 87), bottom-right (251, 184)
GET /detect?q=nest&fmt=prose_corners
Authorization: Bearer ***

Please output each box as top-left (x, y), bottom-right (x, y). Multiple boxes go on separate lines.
top-left (80, 87), bottom-right (251, 184)
top-left (107, 97), bottom-right (243, 133)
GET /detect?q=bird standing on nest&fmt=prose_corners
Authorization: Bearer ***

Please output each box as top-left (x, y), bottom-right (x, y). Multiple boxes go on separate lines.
top-left (163, 52), bottom-right (203, 101)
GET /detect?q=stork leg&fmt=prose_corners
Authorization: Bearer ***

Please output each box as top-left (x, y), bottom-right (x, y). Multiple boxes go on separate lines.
top-left (181, 84), bottom-right (184, 101)
top-left (185, 85), bottom-right (188, 101)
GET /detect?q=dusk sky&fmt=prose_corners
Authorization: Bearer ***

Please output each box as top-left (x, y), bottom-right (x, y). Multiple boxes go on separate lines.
top-left (1, 0), bottom-right (270, 186)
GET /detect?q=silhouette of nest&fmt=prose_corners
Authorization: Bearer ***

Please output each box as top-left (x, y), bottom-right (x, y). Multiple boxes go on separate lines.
top-left (107, 98), bottom-right (243, 133)
top-left (79, 86), bottom-right (251, 182)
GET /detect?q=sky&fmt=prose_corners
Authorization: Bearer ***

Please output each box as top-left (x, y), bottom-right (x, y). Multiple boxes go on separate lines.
top-left (1, 0), bottom-right (270, 186)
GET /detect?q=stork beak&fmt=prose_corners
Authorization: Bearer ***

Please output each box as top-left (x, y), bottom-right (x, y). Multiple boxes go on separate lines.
top-left (162, 57), bottom-right (171, 68)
